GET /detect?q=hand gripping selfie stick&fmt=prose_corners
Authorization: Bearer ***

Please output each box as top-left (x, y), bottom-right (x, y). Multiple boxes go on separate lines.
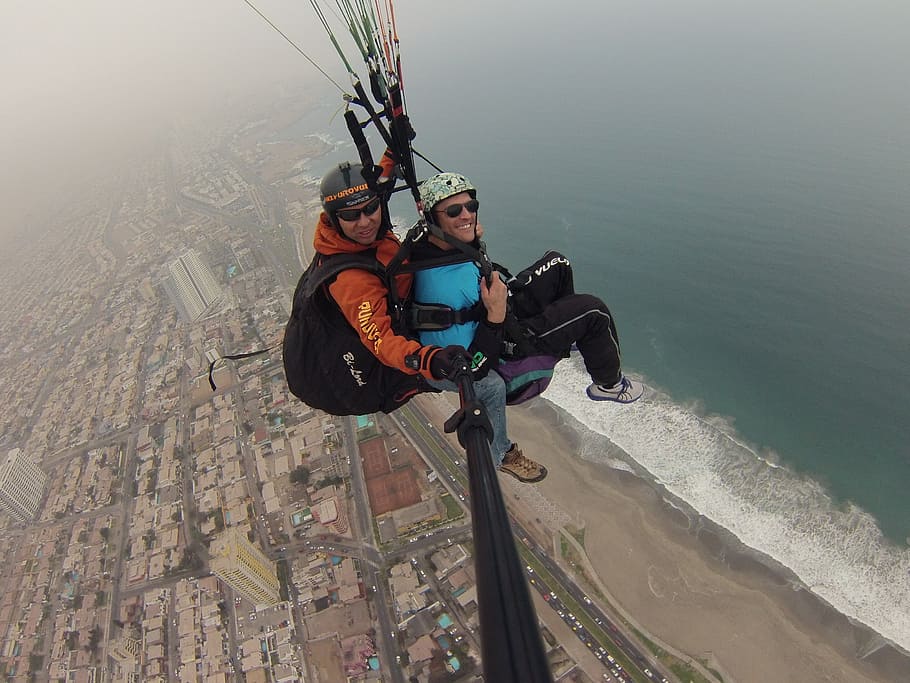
top-left (443, 352), bottom-right (553, 683)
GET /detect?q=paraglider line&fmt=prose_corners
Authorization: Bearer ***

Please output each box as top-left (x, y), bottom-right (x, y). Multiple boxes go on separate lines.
top-left (242, 0), bottom-right (346, 92)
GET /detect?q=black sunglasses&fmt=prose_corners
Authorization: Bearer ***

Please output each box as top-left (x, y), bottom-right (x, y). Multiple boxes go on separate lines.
top-left (435, 198), bottom-right (479, 218)
top-left (336, 197), bottom-right (382, 222)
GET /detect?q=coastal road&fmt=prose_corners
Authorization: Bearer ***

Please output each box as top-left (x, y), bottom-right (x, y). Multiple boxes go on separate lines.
top-left (399, 399), bottom-right (674, 683)
top-left (342, 416), bottom-right (374, 546)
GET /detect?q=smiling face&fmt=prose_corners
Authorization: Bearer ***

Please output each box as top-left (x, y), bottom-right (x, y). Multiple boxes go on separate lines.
top-left (335, 196), bottom-right (383, 245)
top-left (432, 191), bottom-right (479, 247)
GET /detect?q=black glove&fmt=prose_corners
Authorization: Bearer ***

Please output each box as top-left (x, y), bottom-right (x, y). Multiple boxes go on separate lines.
top-left (467, 320), bottom-right (503, 381)
top-left (429, 345), bottom-right (468, 380)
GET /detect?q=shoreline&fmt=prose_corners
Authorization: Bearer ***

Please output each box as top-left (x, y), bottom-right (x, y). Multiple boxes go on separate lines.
top-left (418, 392), bottom-right (910, 682)
top-left (520, 397), bottom-right (910, 682)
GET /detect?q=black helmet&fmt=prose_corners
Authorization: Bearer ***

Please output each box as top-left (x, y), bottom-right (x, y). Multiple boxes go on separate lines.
top-left (320, 162), bottom-right (376, 217)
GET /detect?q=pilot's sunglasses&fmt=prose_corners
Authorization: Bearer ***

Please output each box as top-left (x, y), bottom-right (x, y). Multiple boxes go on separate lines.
top-left (436, 198), bottom-right (480, 218)
top-left (336, 197), bottom-right (382, 222)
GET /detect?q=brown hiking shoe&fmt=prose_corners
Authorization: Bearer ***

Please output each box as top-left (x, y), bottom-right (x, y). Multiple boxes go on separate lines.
top-left (499, 444), bottom-right (547, 483)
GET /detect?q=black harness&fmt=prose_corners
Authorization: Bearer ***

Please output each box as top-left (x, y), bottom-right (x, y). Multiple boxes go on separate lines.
top-left (387, 221), bottom-right (538, 357)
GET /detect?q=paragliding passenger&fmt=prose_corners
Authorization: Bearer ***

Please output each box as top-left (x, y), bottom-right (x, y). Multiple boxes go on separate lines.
top-left (409, 173), bottom-right (643, 481)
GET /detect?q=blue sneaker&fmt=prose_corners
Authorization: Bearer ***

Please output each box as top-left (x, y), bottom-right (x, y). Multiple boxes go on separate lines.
top-left (586, 376), bottom-right (643, 403)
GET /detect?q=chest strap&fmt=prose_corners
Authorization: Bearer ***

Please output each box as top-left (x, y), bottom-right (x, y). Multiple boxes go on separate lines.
top-left (407, 300), bottom-right (485, 331)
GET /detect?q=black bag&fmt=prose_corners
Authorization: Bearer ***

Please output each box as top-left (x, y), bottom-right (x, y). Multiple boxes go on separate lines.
top-left (282, 252), bottom-right (429, 415)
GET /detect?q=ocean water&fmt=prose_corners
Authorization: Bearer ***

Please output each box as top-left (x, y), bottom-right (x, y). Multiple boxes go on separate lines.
top-left (292, 0), bottom-right (910, 652)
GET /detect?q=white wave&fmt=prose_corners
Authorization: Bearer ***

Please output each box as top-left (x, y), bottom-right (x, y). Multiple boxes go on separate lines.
top-left (604, 458), bottom-right (636, 474)
top-left (544, 356), bottom-right (910, 652)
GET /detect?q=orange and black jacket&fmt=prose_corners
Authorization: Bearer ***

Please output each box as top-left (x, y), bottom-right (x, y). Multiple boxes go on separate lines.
top-left (313, 216), bottom-right (441, 380)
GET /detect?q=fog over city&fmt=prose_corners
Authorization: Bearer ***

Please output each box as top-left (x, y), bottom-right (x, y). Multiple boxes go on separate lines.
top-left (1, 1), bottom-right (334, 239)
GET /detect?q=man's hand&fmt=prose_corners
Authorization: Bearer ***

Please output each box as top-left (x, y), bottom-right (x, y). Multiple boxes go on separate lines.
top-left (480, 272), bottom-right (508, 324)
top-left (429, 345), bottom-right (469, 380)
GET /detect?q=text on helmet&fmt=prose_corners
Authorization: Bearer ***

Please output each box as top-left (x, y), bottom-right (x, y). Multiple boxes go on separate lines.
top-left (324, 184), bottom-right (370, 202)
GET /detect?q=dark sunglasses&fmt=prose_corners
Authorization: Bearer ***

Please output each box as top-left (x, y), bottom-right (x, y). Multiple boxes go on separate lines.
top-left (336, 197), bottom-right (382, 222)
top-left (435, 198), bottom-right (479, 218)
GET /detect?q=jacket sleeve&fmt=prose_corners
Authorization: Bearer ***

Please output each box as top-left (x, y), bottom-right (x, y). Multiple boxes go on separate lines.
top-left (328, 268), bottom-right (440, 381)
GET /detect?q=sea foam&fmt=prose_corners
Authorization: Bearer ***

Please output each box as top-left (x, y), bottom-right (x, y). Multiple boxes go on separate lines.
top-left (545, 357), bottom-right (910, 653)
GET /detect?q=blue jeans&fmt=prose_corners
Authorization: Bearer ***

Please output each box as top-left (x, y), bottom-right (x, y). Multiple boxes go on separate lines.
top-left (429, 371), bottom-right (512, 467)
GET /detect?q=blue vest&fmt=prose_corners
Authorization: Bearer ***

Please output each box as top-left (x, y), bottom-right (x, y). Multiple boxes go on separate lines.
top-left (413, 261), bottom-right (480, 349)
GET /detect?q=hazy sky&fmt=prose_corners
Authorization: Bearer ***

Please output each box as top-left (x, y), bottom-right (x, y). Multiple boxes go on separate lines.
top-left (0, 1), bottom-right (333, 235)
top-left (2, 0), bottom-right (908, 240)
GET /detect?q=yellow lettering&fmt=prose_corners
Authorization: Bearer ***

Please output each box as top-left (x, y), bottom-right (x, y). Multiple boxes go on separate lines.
top-left (324, 184), bottom-right (370, 202)
top-left (357, 301), bottom-right (383, 349)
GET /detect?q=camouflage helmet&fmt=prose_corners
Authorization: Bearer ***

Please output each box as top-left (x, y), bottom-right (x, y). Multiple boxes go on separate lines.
top-left (320, 162), bottom-right (375, 215)
top-left (419, 172), bottom-right (476, 214)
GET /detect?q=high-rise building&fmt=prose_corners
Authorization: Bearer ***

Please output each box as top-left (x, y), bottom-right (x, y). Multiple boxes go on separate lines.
top-left (109, 634), bottom-right (141, 665)
top-left (0, 448), bottom-right (47, 522)
top-left (210, 527), bottom-right (280, 606)
top-left (163, 249), bottom-right (224, 322)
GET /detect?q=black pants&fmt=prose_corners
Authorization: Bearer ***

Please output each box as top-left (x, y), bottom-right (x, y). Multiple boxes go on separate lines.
top-left (507, 251), bottom-right (622, 387)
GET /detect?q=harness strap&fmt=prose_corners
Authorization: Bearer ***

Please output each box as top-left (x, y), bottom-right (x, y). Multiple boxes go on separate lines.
top-left (499, 310), bottom-right (538, 358)
top-left (407, 300), bottom-right (485, 331)
top-left (386, 219), bottom-right (491, 325)
top-left (207, 345), bottom-right (278, 391)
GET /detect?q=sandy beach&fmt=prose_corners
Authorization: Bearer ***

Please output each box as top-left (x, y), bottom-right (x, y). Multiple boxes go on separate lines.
top-left (416, 392), bottom-right (909, 683)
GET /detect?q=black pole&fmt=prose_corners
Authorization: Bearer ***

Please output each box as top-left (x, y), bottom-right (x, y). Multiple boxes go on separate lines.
top-left (443, 353), bottom-right (553, 683)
